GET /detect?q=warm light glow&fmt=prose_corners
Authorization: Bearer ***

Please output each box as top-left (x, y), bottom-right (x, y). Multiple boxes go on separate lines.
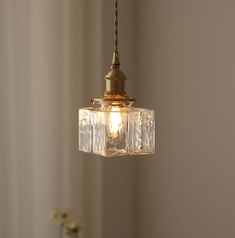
top-left (79, 107), bottom-right (155, 156)
top-left (108, 108), bottom-right (123, 138)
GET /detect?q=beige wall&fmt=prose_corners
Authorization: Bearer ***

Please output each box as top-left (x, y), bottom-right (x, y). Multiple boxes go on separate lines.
top-left (136, 0), bottom-right (235, 237)
top-left (1, 0), bottom-right (235, 238)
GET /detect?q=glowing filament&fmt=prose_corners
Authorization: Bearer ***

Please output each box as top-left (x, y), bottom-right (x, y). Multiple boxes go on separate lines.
top-left (108, 109), bottom-right (123, 138)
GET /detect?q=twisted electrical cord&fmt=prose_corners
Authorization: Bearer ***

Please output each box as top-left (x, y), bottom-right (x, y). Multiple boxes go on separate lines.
top-left (114, 0), bottom-right (118, 55)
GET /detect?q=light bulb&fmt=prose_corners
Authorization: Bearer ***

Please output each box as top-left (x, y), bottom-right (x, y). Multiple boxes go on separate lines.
top-left (108, 108), bottom-right (123, 138)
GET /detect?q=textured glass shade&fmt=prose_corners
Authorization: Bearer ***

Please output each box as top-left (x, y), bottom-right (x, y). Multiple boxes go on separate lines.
top-left (79, 105), bottom-right (155, 157)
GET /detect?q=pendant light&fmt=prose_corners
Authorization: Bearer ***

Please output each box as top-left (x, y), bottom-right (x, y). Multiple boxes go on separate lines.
top-left (79, 0), bottom-right (155, 157)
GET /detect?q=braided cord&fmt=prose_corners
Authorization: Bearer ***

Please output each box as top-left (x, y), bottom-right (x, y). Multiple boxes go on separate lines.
top-left (114, 0), bottom-right (118, 54)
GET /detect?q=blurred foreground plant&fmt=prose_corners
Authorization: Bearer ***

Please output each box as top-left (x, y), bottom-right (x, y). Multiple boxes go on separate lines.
top-left (50, 209), bottom-right (82, 238)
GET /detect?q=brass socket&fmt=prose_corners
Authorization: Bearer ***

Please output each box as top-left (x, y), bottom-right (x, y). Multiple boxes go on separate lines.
top-left (105, 67), bottom-right (126, 94)
top-left (105, 52), bottom-right (126, 95)
top-left (91, 52), bottom-right (136, 105)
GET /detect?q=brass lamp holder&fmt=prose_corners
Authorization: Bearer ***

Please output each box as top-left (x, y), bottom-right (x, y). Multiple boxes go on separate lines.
top-left (91, 0), bottom-right (135, 106)
top-left (91, 52), bottom-right (135, 106)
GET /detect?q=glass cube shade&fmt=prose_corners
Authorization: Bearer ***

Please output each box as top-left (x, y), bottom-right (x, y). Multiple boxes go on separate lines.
top-left (79, 105), bottom-right (155, 157)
